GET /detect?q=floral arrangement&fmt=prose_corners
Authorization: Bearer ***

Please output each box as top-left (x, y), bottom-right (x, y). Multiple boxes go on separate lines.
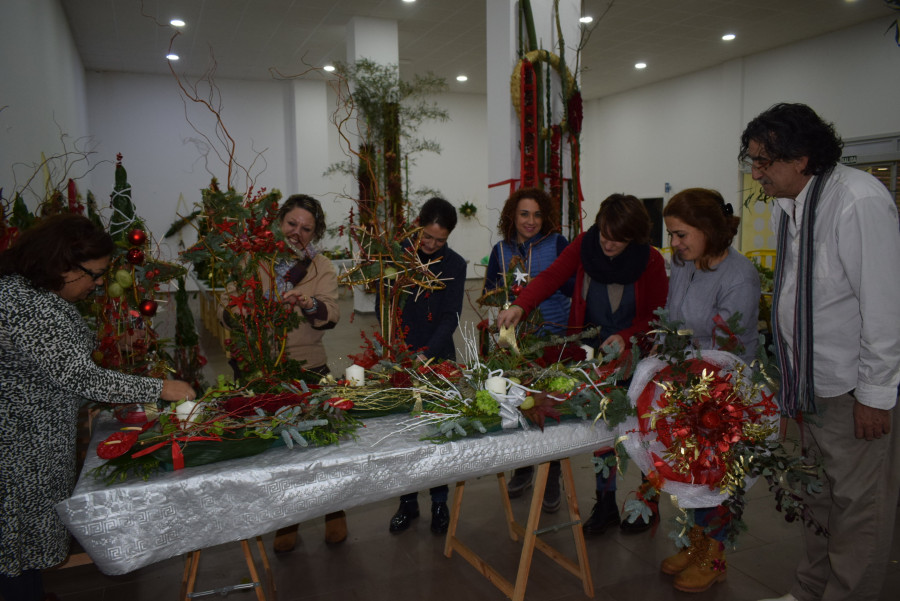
top-left (618, 315), bottom-right (826, 545)
top-left (90, 375), bottom-right (361, 484)
top-left (90, 322), bottom-right (640, 483)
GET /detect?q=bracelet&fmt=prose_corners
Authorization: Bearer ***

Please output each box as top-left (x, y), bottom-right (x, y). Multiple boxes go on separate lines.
top-left (302, 297), bottom-right (319, 314)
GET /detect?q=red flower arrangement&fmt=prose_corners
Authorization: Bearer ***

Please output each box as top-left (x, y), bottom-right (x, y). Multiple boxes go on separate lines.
top-left (621, 351), bottom-right (780, 514)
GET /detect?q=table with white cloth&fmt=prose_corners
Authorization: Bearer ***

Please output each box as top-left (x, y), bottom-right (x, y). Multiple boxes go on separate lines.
top-left (57, 413), bottom-right (615, 578)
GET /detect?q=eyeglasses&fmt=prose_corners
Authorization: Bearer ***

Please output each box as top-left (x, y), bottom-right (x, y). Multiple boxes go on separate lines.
top-left (76, 264), bottom-right (110, 280)
top-left (741, 155), bottom-right (776, 171)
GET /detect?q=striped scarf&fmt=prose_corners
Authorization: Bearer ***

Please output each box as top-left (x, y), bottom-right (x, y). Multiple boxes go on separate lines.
top-left (771, 168), bottom-right (832, 417)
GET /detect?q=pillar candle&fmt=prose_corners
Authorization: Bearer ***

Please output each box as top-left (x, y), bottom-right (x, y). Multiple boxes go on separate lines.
top-left (484, 376), bottom-right (507, 396)
top-left (345, 364), bottom-right (365, 387)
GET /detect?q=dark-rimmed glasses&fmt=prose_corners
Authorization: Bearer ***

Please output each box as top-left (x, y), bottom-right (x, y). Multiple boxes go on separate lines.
top-left (76, 264), bottom-right (110, 280)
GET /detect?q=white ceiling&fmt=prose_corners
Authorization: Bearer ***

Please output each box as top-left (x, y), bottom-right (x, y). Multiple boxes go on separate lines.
top-left (59, 0), bottom-right (898, 99)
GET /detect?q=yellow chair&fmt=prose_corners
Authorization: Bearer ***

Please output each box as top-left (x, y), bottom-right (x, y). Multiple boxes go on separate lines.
top-left (745, 249), bottom-right (776, 270)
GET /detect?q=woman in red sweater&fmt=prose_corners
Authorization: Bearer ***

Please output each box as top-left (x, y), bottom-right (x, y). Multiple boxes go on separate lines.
top-left (497, 193), bottom-right (668, 532)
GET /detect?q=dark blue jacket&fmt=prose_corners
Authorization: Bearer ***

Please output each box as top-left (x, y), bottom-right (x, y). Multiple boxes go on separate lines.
top-left (392, 244), bottom-right (466, 361)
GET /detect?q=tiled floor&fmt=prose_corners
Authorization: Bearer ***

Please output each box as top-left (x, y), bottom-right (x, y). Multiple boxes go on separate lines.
top-left (42, 281), bottom-right (900, 601)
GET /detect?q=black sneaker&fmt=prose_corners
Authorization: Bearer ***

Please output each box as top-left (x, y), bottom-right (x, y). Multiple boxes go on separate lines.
top-left (507, 466), bottom-right (534, 498)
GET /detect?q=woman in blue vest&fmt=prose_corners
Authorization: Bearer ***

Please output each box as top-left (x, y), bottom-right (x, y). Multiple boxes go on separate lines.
top-left (482, 187), bottom-right (571, 336)
top-left (482, 187), bottom-right (572, 510)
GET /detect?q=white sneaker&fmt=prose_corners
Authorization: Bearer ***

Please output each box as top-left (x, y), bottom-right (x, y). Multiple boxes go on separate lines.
top-left (758, 595), bottom-right (798, 601)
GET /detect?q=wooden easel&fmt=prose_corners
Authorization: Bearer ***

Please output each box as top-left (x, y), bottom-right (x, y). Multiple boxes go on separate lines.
top-left (443, 458), bottom-right (594, 600)
top-left (180, 537), bottom-right (276, 601)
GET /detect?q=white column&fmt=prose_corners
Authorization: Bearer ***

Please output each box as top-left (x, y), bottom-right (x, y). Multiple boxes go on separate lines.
top-left (486, 0), bottom-right (520, 220)
top-left (347, 17), bottom-right (399, 64)
top-left (485, 0), bottom-right (583, 222)
top-left (288, 80), bottom-right (331, 197)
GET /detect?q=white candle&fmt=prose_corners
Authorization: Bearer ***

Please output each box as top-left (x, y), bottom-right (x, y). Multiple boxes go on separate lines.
top-left (485, 376), bottom-right (507, 396)
top-left (580, 344), bottom-right (595, 360)
top-left (345, 364), bottom-right (365, 387)
top-left (175, 400), bottom-right (202, 425)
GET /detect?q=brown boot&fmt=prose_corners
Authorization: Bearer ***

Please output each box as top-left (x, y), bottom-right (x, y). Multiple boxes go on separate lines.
top-left (324, 511), bottom-right (348, 544)
top-left (660, 525), bottom-right (705, 575)
top-left (672, 534), bottom-right (726, 593)
top-left (273, 523), bottom-right (299, 552)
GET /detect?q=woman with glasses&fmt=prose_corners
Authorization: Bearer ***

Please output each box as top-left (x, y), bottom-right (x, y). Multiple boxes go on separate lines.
top-left (497, 193), bottom-right (669, 532)
top-left (0, 214), bottom-right (195, 601)
top-left (655, 187), bottom-right (760, 593)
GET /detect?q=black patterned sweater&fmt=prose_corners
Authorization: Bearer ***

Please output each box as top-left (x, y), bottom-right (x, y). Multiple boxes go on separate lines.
top-left (0, 275), bottom-right (163, 575)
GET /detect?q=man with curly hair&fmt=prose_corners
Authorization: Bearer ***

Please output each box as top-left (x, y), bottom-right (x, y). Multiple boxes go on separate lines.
top-left (741, 103), bottom-right (900, 601)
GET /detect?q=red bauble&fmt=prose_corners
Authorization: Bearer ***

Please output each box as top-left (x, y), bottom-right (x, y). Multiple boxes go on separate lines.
top-left (126, 248), bottom-right (145, 265)
top-left (138, 299), bottom-right (158, 317)
top-left (127, 228), bottom-right (147, 246)
top-left (510, 284), bottom-right (524, 296)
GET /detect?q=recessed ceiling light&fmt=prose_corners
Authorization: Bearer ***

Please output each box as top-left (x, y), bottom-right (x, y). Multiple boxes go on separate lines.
top-left (579, 16), bottom-right (593, 24)
top-left (170, 19), bottom-right (185, 27)
top-left (456, 75), bottom-right (468, 82)
top-left (166, 54), bottom-right (179, 61)
top-left (402, 0), bottom-right (416, 3)
top-left (635, 62), bottom-right (647, 70)
top-left (722, 33), bottom-right (736, 41)
top-left (323, 65), bottom-right (335, 72)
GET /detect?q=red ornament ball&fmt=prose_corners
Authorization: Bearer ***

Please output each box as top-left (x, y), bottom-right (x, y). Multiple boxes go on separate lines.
top-left (138, 299), bottom-right (158, 317)
top-left (511, 284), bottom-right (524, 296)
top-left (127, 228), bottom-right (147, 246)
top-left (126, 248), bottom-right (145, 265)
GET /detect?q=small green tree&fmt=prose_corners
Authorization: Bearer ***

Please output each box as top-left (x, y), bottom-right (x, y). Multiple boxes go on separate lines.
top-left (328, 59), bottom-right (448, 235)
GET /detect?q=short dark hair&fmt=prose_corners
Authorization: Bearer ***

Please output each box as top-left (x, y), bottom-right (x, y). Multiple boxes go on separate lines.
top-left (497, 187), bottom-right (559, 241)
top-left (417, 197), bottom-right (457, 233)
top-left (277, 194), bottom-right (326, 241)
top-left (595, 193), bottom-right (651, 244)
top-left (0, 213), bottom-right (114, 291)
top-left (663, 188), bottom-right (740, 271)
top-left (739, 102), bottom-right (843, 176)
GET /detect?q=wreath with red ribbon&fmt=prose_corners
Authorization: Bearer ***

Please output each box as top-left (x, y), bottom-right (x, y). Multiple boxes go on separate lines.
top-left (620, 350), bottom-right (778, 508)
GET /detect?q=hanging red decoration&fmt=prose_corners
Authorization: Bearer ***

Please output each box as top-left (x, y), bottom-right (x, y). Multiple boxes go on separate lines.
top-left (127, 248), bottom-right (145, 265)
top-left (127, 228), bottom-right (147, 246)
top-left (139, 299), bottom-right (158, 317)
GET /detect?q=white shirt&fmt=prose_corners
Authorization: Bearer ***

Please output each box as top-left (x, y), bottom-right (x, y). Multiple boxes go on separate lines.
top-left (772, 164), bottom-right (900, 409)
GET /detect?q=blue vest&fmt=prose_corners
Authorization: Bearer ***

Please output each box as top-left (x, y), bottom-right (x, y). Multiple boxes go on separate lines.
top-left (495, 233), bottom-right (570, 334)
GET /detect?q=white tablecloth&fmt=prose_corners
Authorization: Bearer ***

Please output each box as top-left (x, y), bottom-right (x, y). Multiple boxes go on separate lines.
top-left (57, 413), bottom-right (614, 575)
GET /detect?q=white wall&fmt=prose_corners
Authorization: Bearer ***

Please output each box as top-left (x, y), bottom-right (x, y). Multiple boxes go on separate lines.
top-left (83, 73), bottom-right (489, 275)
top-left (84, 72), bottom-right (293, 260)
top-left (408, 93), bottom-right (489, 274)
top-left (0, 0), bottom-right (88, 203)
top-left (5, 7), bottom-right (898, 276)
top-left (581, 17), bottom-right (900, 225)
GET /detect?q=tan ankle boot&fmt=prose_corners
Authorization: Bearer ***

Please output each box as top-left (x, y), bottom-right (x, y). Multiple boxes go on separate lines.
top-left (660, 525), bottom-right (704, 575)
top-left (324, 510), bottom-right (348, 544)
top-left (672, 535), bottom-right (726, 593)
